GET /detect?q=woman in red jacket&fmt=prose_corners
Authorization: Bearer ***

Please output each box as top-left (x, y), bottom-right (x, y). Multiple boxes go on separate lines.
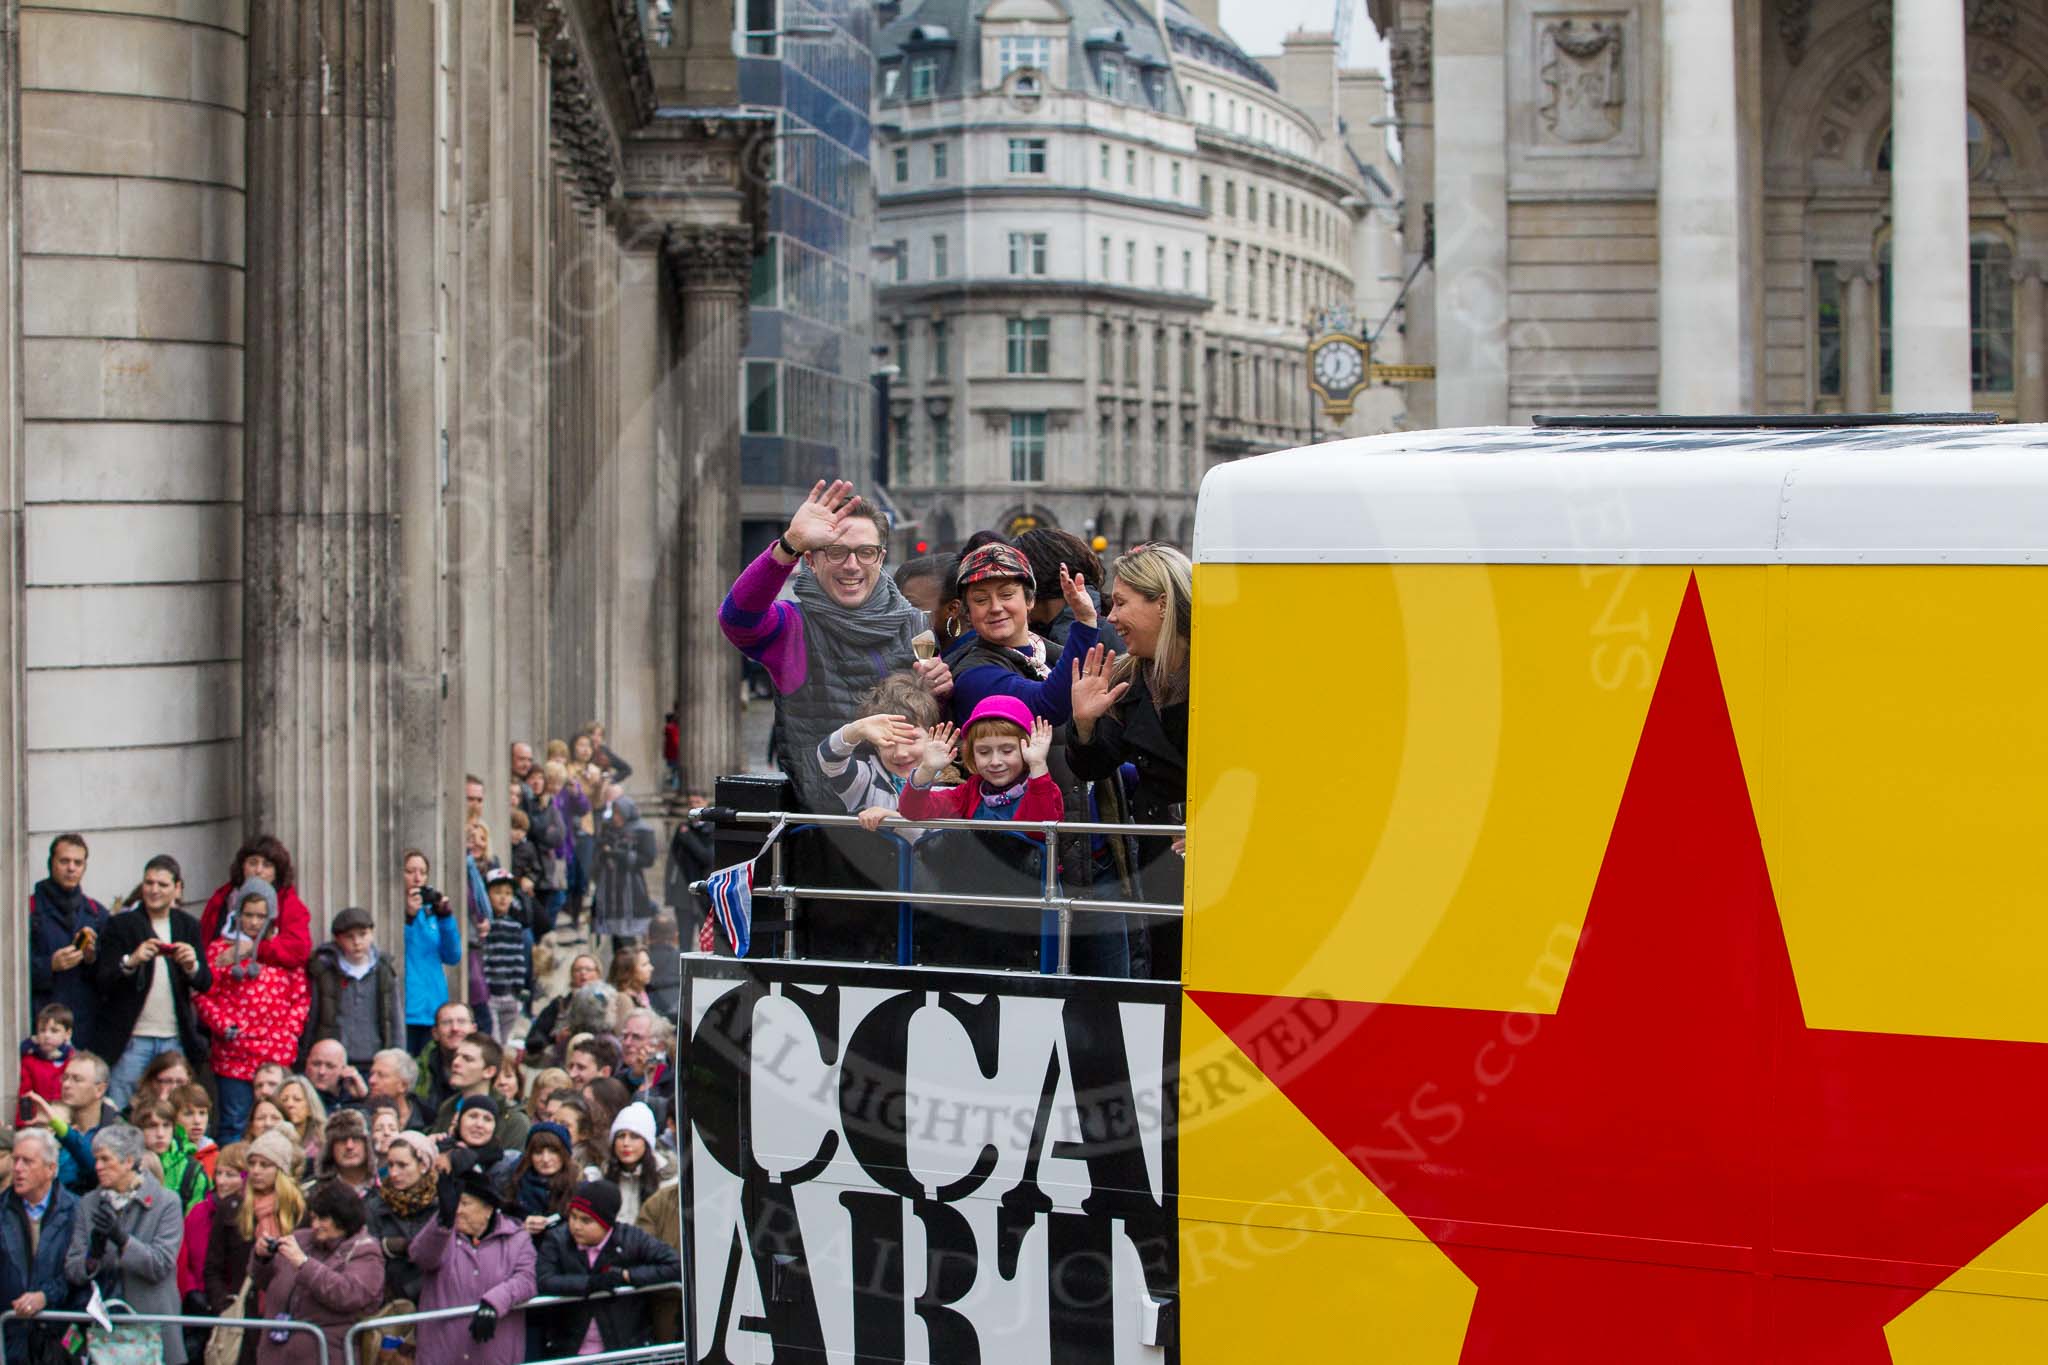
top-left (197, 836), bottom-right (313, 972)
top-left (195, 880), bottom-right (312, 1145)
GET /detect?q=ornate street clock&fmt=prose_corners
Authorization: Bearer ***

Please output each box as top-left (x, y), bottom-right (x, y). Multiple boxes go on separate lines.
top-left (1305, 304), bottom-right (1436, 424)
top-left (1309, 333), bottom-right (1370, 419)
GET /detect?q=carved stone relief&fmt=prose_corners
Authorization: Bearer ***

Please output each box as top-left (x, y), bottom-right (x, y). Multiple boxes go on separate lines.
top-left (1538, 19), bottom-right (1625, 143)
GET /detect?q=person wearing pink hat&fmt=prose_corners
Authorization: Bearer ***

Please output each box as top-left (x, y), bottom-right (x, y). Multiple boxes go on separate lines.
top-left (898, 695), bottom-right (1062, 832)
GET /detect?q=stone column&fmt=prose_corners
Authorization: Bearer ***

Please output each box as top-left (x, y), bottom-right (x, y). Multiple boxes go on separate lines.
top-left (244, 0), bottom-right (402, 913)
top-left (20, 0), bottom-right (246, 891)
top-left (1388, 4), bottom-right (1435, 427)
top-left (1890, 0), bottom-right (1972, 410)
top-left (669, 226), bottom-right (750, 790)
top-left (1658, 0), bottom-right (1746, 412)
top-left (612, 239), bottom-right (669, 778)
top-left (0, 0), bottom-right (23, 1073)
top-left (1432, 0), bottom-right (1507, 425)
top-left (2014, 261), bottom-right (2046, 424)
top-left (1843, 261), bottom-right (1880, 413)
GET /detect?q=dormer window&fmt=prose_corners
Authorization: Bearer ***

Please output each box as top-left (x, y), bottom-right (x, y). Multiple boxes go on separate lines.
top-left (996, 34), bottom-right (1054, 78)
top-left (909, 56), bottom-right (938, 98)
top-left (1100, 56), bottom-right (1122, 99)
top-left (882, 64), bottom-right (901, 97)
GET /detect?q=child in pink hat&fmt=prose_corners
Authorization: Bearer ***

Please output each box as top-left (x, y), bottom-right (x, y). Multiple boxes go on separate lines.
top-left (898, 695), bottom-right (1063, 836)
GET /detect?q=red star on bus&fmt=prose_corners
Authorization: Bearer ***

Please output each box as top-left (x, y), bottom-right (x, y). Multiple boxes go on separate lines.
top-left (1192, 576), bottom-right (2048, 1362)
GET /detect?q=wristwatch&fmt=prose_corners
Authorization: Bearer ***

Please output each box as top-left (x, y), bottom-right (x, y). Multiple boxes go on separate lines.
top-left (776, 533), bottom-right (799, 559)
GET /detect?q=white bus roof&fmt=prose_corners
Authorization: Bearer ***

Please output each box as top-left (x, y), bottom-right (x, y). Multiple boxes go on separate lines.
top-left (1193, 423), bottom-right (2048, 566)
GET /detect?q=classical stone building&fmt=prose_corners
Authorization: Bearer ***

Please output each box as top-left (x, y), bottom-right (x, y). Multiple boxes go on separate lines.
top-left (0, 0), bottom-right (769, 1056)
top-left (873, 0), bottom-right (1404, 552)
top-left (1376, 0), bottom-right (2048, 425)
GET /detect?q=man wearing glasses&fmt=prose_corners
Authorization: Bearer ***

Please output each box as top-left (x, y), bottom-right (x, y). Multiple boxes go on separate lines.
top-left (719, 479), bottom-right (951, 815)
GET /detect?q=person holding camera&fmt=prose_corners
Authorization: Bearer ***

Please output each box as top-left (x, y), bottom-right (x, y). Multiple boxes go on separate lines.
top-left (247, 1180), bottom-right (381, 1365)
top-left (400, 850), bottom-right (462, 1055)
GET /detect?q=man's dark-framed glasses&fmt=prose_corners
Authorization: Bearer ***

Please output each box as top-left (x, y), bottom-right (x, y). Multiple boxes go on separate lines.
top-left (818, 544), bottom-right (886, 565)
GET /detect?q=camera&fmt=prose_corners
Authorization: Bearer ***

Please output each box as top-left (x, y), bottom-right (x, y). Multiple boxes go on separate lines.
top-left (420, 886), bottom-right (450, 917)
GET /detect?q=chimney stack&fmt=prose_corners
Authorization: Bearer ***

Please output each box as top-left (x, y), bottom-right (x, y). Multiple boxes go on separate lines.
top-left (1274, 29), bottom-right (1340, 137)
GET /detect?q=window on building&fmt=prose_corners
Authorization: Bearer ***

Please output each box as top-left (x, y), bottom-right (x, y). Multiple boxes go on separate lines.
top-left (931, 411), bottom-right (952, 481)
top-left (893, 413), bottom-right (911, 482)
top-left (1125, 239), bottom-right (1136, 281)
top-left (749, 239), bottom-right (777, 309)
top-left (892, 322), bottom-right (910, 375)
top-left (893, 239), bottom-right (908, 283)
top-left (1247, 252), bottom-right (1259, 314)
top-left (996, 34), bottom-right (1054, 77)
top-left (1153, 325), bottom-right (1167, 383)
top-left (1268, 260), bottom-right (1278, 319)
top-left (1227, 98), bottom-right (1235, 128)
top-left (1207, 91), bottom-right (1217, 124)
top-left (1124, 323), bottom-right (1138, 380)
top-left (1101, 57), bottom-right (1122, 98)
top-left (1155, 244), bottom-right (1166, 287)
top-left (1285, 198), bottom-right (1294, 234)
top-left (882, 65), bottom-right (901, 98)
top-left (744, 360), bottom-right (779, 433)
top-left (1099, 234), bottom-right (1112, 278)
top-left (1007, 317), bottom-right (1050, 373)
top-left (909, 57), bottom-right (938, 99)
top-left (1171, 161), bottom-right (1182, 197)
top-left (1125, 148), bottom-right (1137, 185)
top-left (1180, 331), bottom-right (1194, 391)
top-left (1124, 414), bottom-right (1138, 482)
top-left (1971, 237), bottom-right (2015, 392)
top-left (932, 234), bottom-right (949, 278)
top-left (932, 141), bottom-right (948, 178)
top-left (1154, 414), bottom-right (1168, 482)
top-left (1224, 181), bottom-right (1236, 216)
top-left (1252, 356), bottom-right (1263, 418)
top-left (1269, 196), bottom-right (1278, 229)
top-left (1010, 413), bottom-right (1047, 481)
top-left (1100, 320), bottom-right (1115, 379)
top-left (1008, 137), bottom-right (1048, 174)
top-left (1224, 251), bottom-right (1236, 312)
top-left (892, 146), bottom-right (909, 182)
top-left (1199, 175), bottom-right (1212, 210)
top-left (1182, 249), bottom-right (1193, 289)
top-left (1813, 263), bottom-right (1843, 398)
top-left (1007, 231), bottom-right (1048, 275)
top-left (1100, 143), bottom-right (1112, 179)
top-left (1246, 187), bottom-right (1257, 221)
top-left (932, 318), bottom-right (950, 378)
top-left (744, 0), bottom-right (778, 54)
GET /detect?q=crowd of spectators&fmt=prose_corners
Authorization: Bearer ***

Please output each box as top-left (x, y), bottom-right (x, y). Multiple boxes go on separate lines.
top-left (3, 475), bottom-right (1194, 1364)
top-left (7, 716), bottom-right (688, 1365)
top-left (718, 480), bottom-right (1193, 977)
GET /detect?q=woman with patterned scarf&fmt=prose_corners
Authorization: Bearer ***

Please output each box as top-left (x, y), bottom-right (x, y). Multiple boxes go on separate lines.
top-left (363, 1131), bottom-right (438, 1306)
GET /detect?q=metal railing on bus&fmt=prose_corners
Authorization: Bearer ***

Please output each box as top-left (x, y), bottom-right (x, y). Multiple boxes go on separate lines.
top-left (0, 1304), bottom-right (332, 1365)
top-left (695, 807), bottom-right (1186, 974)
top-left (343, 1282), bottom-right (682, 1365)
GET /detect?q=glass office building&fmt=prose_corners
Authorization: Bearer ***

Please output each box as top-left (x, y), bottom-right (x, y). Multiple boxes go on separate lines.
top-left (738, 0), bottom-right (878, 551)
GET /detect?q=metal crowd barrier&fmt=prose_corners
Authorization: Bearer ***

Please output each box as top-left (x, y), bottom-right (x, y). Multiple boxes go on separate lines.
top-left (343, 1282), bottom-right (681, 1365)
top-left (0, 1304), bottom-right (332, 1365)
top-left (697, 807), bottom-right (1188, 974)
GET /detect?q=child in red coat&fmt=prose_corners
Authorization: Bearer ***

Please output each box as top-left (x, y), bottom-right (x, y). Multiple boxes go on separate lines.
top-left (193, 878), bottom-right (311, 1141)
top-left (898, 694), bottom-right (1063, 831)
top-left (15, 1003), bottom-right (73, 1123)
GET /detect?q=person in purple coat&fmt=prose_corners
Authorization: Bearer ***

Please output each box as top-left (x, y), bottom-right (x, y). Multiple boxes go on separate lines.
top-left (719, 479), bottom-right (953, 812)
top-left (408, 1168), bottom-right (536, 1365)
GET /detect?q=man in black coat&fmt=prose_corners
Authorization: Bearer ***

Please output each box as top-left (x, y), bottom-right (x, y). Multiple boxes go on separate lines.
top-left (95, 855), bottom-right (212, 1108)
top-left (534, 1180), bottom-right (681, 1355)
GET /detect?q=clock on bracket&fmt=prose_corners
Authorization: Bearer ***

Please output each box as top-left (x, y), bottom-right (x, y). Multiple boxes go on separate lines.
top-left (1308, 332), bottom-right (1370, 419)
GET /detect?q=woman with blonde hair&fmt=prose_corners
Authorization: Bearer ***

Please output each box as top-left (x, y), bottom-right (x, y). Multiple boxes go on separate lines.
top-left (272, 1075), bottom-right (327, 1170)
top-left (204, 1127), bottom-right (309, 1361)
top-left (1065, 542), bottom-right (1194, 980)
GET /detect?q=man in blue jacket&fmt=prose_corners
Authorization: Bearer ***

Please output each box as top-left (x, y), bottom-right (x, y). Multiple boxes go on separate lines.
top-left (26, 835), bottom-right (108, 1036)
top-left (0, 1127), bottom-right (83, 1365)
